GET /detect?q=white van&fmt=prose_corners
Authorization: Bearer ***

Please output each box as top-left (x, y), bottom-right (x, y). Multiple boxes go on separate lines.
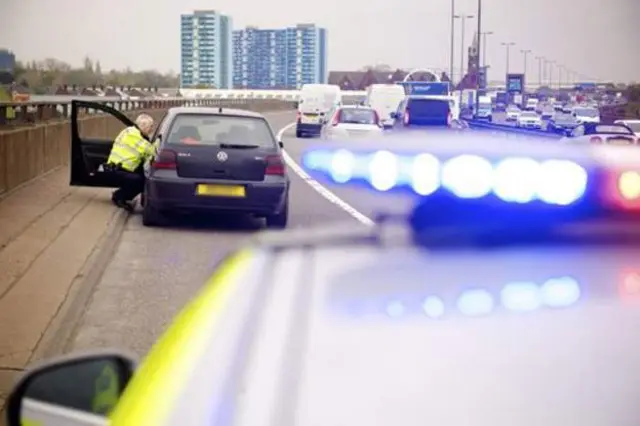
top-left (296, 84), bottom-right (342, 137)
top-left (365, 84), bottom-right (406, 128)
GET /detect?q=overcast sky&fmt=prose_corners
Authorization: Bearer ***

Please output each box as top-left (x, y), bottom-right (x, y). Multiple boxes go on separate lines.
top-left (2, 0), bottom-right (638, 83)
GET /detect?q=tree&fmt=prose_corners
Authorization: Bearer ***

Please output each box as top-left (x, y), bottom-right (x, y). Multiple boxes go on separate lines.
top-left (83, 56), bottom-right (94, 73)
top-left (360, 64), bottom-right (393, 72)
top-left (10, 56), bottom-right (180, 92)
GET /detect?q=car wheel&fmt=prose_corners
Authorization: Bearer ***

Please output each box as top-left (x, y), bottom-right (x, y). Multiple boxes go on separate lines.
top-left (266, 198), bottom-right (288, 229)
top-left (142, 200), bottom-right (165, 227)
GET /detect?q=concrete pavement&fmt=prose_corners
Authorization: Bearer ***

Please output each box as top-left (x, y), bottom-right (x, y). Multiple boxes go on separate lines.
top-left (0, 166), bottom-right (126, 411)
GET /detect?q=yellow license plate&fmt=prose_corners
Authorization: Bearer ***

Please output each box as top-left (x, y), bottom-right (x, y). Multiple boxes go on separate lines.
top-left (196, 184), bottom-right (246, 197)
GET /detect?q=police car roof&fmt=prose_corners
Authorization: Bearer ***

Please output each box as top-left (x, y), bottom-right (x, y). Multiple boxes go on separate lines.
top-left (152, 232), bottom-right (640, 426)
top-left (265, 241), bottom-right (640, 426)
top-left (165, 106), bottom-right (266, 118)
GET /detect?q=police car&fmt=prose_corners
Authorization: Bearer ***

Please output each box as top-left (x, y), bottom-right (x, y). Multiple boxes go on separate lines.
top-left (5, 134), bottom-right (640, 425)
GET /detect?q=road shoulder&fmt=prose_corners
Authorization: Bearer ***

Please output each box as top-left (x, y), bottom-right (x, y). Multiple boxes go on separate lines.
top-left (0, 166), bottom-right (127, 409)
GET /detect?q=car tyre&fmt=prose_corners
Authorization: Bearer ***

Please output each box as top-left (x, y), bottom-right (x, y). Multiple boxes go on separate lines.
top-left (142, 200), bottom-right (165, 227)
top-left (266, 198), bottom-right (288, 229)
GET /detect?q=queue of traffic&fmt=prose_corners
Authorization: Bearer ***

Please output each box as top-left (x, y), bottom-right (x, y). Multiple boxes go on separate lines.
top-left (294, 81), bottom-right (460, 141)
top-left (6, 92), bottom-right (640, 424)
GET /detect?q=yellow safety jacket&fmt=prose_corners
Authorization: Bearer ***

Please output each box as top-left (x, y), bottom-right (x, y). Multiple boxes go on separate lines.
top-left (107, 126), bottom-right (158, 172)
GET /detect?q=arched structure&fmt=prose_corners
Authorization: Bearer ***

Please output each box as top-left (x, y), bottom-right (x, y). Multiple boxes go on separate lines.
top-left (403, 68), bottom-right (441, 82)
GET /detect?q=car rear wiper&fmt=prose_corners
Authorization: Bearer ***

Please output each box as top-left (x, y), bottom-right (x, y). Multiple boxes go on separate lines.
top-left (219, 143), bottom-right (260, 149)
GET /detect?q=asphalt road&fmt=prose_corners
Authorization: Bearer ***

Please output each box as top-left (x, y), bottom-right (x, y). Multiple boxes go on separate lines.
top-left (68, 110), bottom-right (394, 357)
top-left (67, 109), bottom-right (549, 357)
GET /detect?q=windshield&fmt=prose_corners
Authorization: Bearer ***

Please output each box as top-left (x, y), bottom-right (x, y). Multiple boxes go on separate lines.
top-left (623, 122), bottom-right (640, 132)
top-left (595, 124), bottom-right (633, 135)
top-left (339, 108), bottom-right (378, 124)
top-left (520, 111), bottom-right (538, 118)
top-left (507, 106), bottom-right (520, 112)
top-left (165, 114), bottom-right (275, 147)
top-left (407, 98), bottom-right (450, 123)
top-left (556, 114), bottom-right (577, 123)
top-left (574, 108), bottom-right (599, 117)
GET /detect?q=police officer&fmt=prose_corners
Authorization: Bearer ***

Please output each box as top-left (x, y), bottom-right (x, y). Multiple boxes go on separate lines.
top-left (107, 113), bottom-right (157, 212)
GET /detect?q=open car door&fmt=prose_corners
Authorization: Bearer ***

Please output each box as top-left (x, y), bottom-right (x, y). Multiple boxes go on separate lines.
top-left (70, 100), bottom-right (138, 187)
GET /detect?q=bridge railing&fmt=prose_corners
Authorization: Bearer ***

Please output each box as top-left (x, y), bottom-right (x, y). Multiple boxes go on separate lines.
top-left (0, 97), bottom-right (296, 128)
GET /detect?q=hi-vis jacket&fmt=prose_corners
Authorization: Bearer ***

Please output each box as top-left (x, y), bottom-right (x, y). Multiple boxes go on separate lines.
top-left (107, 127), bottom-right (158, 172)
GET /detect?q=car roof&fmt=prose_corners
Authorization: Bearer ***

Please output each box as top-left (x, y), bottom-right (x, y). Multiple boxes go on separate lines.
top-left (110, 229), bottom-right (640, 426)
top-left (165, 106), bottom-right (266, 118)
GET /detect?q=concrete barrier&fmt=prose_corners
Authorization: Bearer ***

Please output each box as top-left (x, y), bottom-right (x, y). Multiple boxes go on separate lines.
top-left (0, 99), bottom-right (295, 195)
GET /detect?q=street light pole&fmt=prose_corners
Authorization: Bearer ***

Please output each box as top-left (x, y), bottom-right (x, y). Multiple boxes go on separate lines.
top-left (481, 31), bottom-right (493, 68)
top-left (535, 56), bottom-right (544, 88)
top-left (475, 0), bottom-right (483, 115)
top-left (501, 42), bottom-right (515, 75)
top-left (521, 49), bottom-right (531, 76)
top-left (547, 60), bottom-right (555, 88)
top-left (449, 0), bottom-right (455, 82)
top-left (455, 14), bottom-right (474, 84)
top-left (558, 65), bottom-right (564, 89)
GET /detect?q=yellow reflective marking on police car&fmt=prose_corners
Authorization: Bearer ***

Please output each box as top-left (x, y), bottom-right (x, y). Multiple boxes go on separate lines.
top-left (109, 249), bottom-right (253, 425)
top-left (21, 419), bottom-right (43, 426)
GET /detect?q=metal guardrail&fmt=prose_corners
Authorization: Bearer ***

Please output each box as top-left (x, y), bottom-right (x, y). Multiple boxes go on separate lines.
top-left (0, 97), bottom-right (295, 128)
top-left (465, 120), bottom-right (563, 139)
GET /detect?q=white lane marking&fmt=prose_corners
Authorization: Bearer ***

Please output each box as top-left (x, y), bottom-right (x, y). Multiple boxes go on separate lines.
top-left (277, 122), bottom-right (374, 226)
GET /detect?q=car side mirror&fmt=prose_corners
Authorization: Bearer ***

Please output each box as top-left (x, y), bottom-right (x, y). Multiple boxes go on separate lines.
top-left (390, 112), bottom-right (397, 119)
top-left (5, 352), bottom-right (136, 426)
top-left (278, 140), bottom-right (284, 148)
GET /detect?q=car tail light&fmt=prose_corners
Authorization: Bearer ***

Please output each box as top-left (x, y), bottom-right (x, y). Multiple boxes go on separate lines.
top-left (296, 111), bottom-right (301, 122)
top-left (447, 112), bottom-right (453, 125)
top-left (403, 110), bottom-right (410, 125)
top-left (152, 149), bottom-right (177, 169)
top-left (265, 154), bottom-right (286, 176)
top-left (590, 136), bottom-right (603, 144)
top-left (332, 110), bottom-right (341, 126)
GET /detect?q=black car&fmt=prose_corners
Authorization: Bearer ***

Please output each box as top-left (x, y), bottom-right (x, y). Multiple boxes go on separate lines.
top-left (390, 95), bottom-right (453, 128)
top-left (69, 101), bottom-right (290, 228)
top-left (547, 113), bottom-right (579, 135)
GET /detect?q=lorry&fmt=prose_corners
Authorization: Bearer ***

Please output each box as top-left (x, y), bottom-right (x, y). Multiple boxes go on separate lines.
top-left (495, 91), bottom-right (508, 111)
top-left (474, 95), bottom-right (493, 121)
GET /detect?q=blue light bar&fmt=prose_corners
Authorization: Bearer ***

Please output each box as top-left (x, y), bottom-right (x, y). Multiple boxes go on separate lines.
top-left (302, 149), bottom-right (589, 206)
top-left (338, 276), bottom-right (582, 319)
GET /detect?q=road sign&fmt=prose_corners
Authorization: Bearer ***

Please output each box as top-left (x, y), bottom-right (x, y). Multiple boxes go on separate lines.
top-left (397, 82), bottom-right (450, 96)
top-left (506, 73), bottom-right (525, 93)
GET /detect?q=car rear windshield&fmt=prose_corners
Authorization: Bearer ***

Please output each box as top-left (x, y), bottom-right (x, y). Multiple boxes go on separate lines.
top-left (574, 108), bottom-right (599, 117)
top-left (624, 122), bottom-right (640, 132)
top-left (407, 98), bottom-right (450, 124)
top-left (339, 109), bottom-right (378, 124)
top-left (165, 114), bottom-right (275, 147)
top-left (595, 125), bottom-right (633, 135)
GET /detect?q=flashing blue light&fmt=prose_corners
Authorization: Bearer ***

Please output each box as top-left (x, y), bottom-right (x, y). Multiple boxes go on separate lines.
top-left (493, 158), bottom-right (540, 203)
top-left (422, 296), bottom-right (446, 318)
top-left (302, 149), bottom-right (588, 206)
top-left (370, 151), bottom-right (399, 191)
top-left (386, 301), bottom-right (406, 317)
top-left (540, 277), bottom-right (581, 307)
top-left (441, 155), bottom-right (494, 198)
top-left (457, 289), bottom-right (495, 316)
top-left (330, 149), bottom-right (355, 183)
top-left (411, 154), bottom-right (440, 195)
top-left (501, 282), bottom-right (542, 312)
